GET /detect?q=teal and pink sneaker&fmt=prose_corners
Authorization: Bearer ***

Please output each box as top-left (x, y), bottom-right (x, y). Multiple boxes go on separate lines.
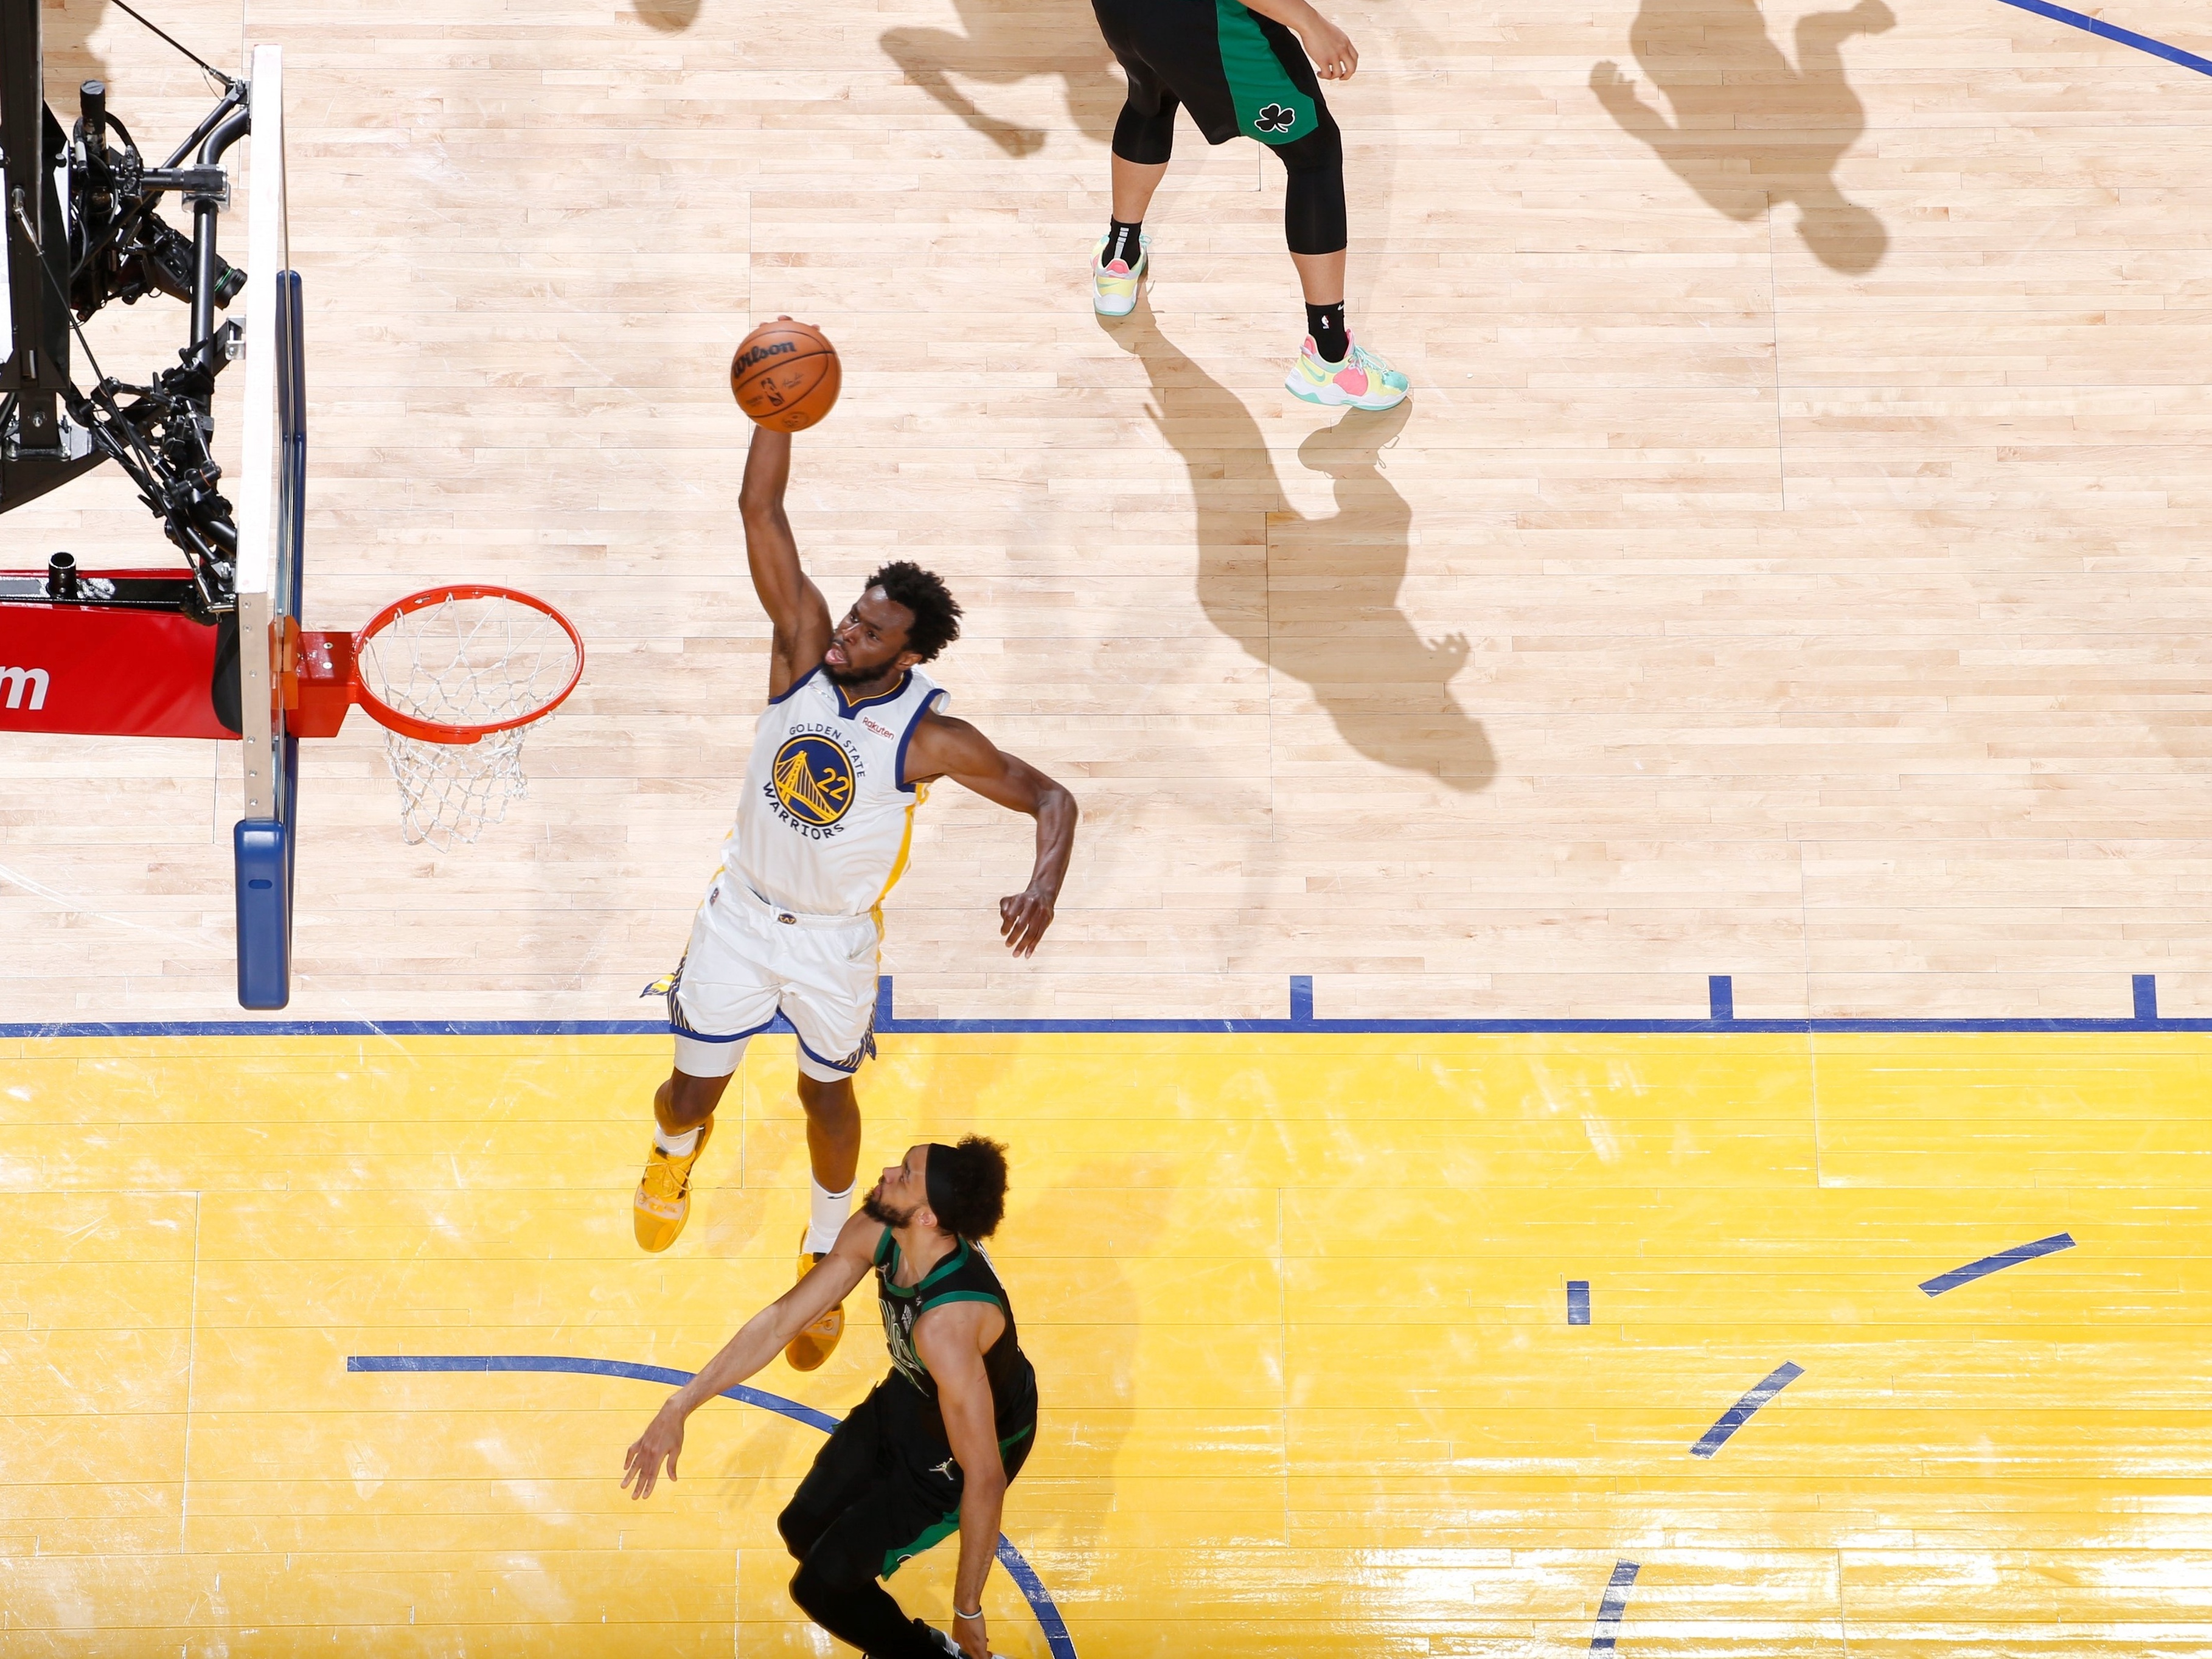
top-left (1091, 232), bottom-right (1148, 318)
top-left (1285, 334), bottom-right (1409, 411)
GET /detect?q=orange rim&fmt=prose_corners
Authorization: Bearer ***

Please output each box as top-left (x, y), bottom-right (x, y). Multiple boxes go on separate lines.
top-left (350, 585), bottom-right (585, 745)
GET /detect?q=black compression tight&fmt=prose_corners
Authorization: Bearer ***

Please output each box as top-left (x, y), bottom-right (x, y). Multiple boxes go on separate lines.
top-left (1111, 104), bottom-right (1348, 256)
top-left (779, 1498), bottom-right (944, 1659)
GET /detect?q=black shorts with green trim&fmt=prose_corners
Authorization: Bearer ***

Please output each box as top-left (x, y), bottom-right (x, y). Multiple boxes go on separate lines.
top-left (1093, 0), bottom-right (1334, 153)
top-left (778, 1379), bottom-right (1038, 1584)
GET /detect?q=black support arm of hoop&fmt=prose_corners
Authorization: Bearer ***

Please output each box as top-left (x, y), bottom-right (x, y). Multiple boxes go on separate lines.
top-left (0, 0), bottom-right (251, 619)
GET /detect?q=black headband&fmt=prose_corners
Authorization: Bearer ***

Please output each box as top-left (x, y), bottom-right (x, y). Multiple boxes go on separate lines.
top-left (924, 1142), bottom-right (961, 1231)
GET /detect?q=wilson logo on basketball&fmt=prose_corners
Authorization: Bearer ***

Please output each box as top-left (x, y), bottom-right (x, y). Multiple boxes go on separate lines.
top-left (733, 339), bottom-right (799, 373)
top-left (771, 733), bottom-right (856, 828)
top-left (0, 666), bottom-right (52, 711)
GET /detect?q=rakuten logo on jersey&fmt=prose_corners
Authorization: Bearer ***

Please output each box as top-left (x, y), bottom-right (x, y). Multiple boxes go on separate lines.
top-left (0, 666), bottom-right (50, 711)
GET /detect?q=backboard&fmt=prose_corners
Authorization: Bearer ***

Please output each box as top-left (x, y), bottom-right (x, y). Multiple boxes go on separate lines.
top-left (232, 44), bottom-right (305, 1010)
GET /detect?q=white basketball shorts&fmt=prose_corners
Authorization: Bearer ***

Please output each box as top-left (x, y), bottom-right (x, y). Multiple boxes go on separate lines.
top-left (667, 876), bottom-right (882, 1083)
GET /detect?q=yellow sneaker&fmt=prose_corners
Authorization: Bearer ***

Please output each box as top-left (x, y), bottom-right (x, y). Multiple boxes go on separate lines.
top-left (633, 1118), bottom-right (714, 1253)
top-left (784, 1230), bottom-right (846, 1371)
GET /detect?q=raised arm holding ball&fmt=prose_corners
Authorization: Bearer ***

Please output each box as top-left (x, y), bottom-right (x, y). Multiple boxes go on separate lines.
top-left (631, 324), bottom-right (1077, 1391)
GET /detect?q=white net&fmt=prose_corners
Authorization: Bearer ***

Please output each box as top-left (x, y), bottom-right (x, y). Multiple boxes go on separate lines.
top-left (355, 592), bottom-right (582, 849)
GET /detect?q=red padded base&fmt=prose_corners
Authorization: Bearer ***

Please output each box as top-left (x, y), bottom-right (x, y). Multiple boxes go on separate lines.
top-left (0, 572), bottom-right (237, 740)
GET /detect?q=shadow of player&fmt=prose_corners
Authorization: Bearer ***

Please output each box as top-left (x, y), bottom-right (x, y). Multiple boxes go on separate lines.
top-left (630, 0), bottom-right (703, 30)
top-left (1591, 0), bottom-right (1895, 273)
top-left (880, 0), bottom-right (1119, 156)
top-left (40, 0), bottom-right (109, 102)
top-left (1109, 309), bottom-right (1495, 793)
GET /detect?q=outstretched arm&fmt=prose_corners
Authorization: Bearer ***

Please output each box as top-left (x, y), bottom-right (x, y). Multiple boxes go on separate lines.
top-left (905, 714), bottom-right (1077, 958)
top-left (740, 420), bottom-right (836, 700)
top-left (621, 1213), bottom-right (878, 1499)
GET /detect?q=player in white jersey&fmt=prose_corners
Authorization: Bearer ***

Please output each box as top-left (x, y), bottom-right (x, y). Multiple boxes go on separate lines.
top-left (635, 414), bottom-right (1079, 1377)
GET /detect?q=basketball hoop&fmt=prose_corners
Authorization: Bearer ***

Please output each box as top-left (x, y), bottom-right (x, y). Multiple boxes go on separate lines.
top-left (286, 586), bottom-right (584, 849)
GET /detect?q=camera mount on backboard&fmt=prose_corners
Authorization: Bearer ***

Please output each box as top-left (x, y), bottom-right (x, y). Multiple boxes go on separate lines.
top-left (1, 0), bottom-right (251, 621)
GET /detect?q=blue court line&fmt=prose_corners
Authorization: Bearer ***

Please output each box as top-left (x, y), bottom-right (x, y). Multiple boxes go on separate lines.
top-left (1590, 1560), bottom-right (1640, 1652)
top-left (346, 1354), bottom-right (1077, 1659)
top-left (13, 1013), bottom-right (2212, 1039)
top-left (13, 1018), bottom-right (2212, 1037)
top-left (1567, 1281), bottom-right (1592, 1326)
top-left (1689, 1361), bottom-right (1804, 1459)
top-left (5, 971), bottom-right (2200, 1038)
top-left (1993, 0), bottom-right (2212, 77)
top-left (1919, 1232), bottom-right (2077, 1296)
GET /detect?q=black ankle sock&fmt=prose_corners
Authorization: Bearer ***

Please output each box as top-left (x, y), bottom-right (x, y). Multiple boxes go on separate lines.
top-left (1306, 302), bottom-right (1348, 363)
top-left (1102, 218), bottom-right (1144, 270)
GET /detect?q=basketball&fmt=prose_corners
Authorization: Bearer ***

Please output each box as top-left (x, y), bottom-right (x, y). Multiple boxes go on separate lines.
top-left (729, 319), bottom-right (841, 431)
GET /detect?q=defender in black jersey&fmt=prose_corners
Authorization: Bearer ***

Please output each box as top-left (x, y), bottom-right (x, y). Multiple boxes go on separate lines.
top-left (1087, 0), bottom-right (1409, 410)
top-left (624, 1136), bottom-right (1035, 1659)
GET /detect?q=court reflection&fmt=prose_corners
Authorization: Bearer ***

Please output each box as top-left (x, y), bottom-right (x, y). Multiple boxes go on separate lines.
top-left (879, 0), bottom-right (1119, 156)
top-left (1112, 310), bottom-right (1494, 793)
top-left (1591, 0), bottom-right (1895, 273)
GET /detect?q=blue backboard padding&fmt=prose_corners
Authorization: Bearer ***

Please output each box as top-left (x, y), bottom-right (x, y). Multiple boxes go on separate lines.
top-left (235, 818), bottom-right (292, 1009)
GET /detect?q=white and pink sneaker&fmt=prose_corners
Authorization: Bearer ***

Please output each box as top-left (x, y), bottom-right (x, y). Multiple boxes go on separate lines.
top-left (1285, 333), bottom-right (1409, 411)
top-left (1091, 232), bottom-right (1149, 318)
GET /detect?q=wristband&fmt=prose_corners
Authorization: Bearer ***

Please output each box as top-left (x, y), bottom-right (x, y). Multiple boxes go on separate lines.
top-left (954, 1606), bottom-right (983, 1620)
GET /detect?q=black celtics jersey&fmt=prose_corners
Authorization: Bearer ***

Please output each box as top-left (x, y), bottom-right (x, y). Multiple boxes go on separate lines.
top-left (872, 1227), bottom-right (1039, 1455)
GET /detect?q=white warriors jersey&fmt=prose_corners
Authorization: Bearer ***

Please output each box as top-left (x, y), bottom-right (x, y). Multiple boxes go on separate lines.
top-left (725, 663), bottom-right (948, 919)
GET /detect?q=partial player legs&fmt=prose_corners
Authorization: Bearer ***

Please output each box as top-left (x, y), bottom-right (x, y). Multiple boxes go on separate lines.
top-left (1094, 153), bottom-right (1167, 317)
top-left (798, 1070), bottom-right (862, 1197)
top-left (633, 1065), bottom-right (729, 1253)
top-left (777, 1393), bottom-right (953, 1659)
top-left (645, 880), bottom-right (883, 1274)
top-left (1113, 152), bottom-right (1170, 221)
top-left (1290, 248), bottom-right (1346, 307)
top-left (657, 1067), bottom-right (728, 1135)
top-left (1091, 46), bottom-right (1407, 408)
top-left (786, 1518), bottom-right (948, 1659)
top-left (787, 1069), bottom-right (862, 1370)
top-left (1267, 114), bottom-right (1406, 411)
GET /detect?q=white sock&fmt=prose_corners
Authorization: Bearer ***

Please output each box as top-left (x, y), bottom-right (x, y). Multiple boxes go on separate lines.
top-left (805, 1177), bottom-right (854, 1255)
top-left (653, 1124), bottom-right (701, 1158)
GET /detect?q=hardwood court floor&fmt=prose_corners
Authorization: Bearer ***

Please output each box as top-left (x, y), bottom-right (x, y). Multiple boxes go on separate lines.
top-left (3, 0), bottom-right (2211, 1024)
top-left (3, 1030), bottom-right (2210, 1654)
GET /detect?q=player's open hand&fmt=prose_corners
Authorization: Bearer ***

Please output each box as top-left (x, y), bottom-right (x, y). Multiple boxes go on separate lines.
top-left (1000, 888), bottom-right (1056, 957)
top-left (622, 1402), bottom-right (686, 1500)
top-left (1301, 14), bottom-right (1357, 79)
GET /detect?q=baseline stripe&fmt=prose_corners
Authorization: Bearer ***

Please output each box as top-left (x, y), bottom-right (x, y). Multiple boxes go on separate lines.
top-left (1590, 1559), bottom-right (1640, 1652)
top-left (1919, 1232), bottom-right (2077, 1296)
top-left (1992, 0), bottom-right (2212, 77)
top-left (346, 1354), bottom-right (1074, 1658)
top-left (1690, 1361), bottom-right (1804, 1458)
top-left (12, 1015), bottom-right (2212, 1037)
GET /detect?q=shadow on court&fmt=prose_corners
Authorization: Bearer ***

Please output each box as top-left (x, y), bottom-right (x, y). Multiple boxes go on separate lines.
top-left (1110, 310), bottom-right (1495, 793)
top-left (631, 0), bottom-right (703, 30)
top-left (40, 0), bottom-right (108, 99)
top-left (1591, 0), bottom-right (1894, 273)
top-left (878, 0), bottom-right (1121, 155)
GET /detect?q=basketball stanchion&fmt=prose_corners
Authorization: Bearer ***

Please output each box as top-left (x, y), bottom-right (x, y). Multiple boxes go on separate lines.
top-left (285, 586), bottom-right (585, 849)
top-left (0, 43), bottom-right (588, 1009)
